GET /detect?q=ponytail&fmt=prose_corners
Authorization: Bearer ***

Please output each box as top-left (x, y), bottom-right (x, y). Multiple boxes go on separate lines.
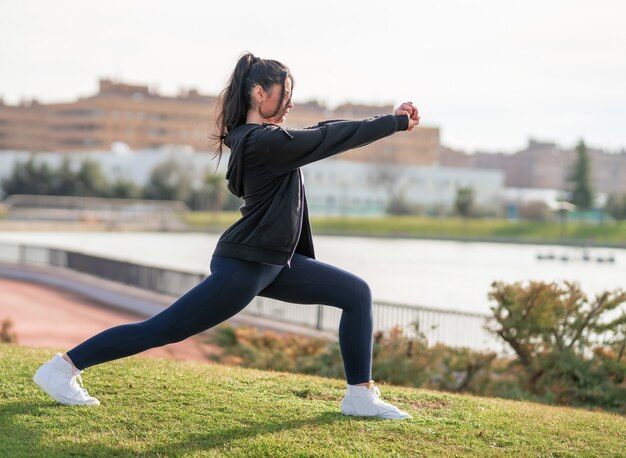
top-left (209, 51), bottom-right (294, 170)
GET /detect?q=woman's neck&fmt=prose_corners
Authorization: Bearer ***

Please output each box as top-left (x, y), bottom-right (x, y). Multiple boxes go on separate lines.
top-left (246, 111), bottom-right (265, 125)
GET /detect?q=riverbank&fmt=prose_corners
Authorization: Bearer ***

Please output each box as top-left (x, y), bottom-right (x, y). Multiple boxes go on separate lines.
top-left (1, 212), bottom-right (625, 248)
top-left (183, 211), bottom-right (626, 248)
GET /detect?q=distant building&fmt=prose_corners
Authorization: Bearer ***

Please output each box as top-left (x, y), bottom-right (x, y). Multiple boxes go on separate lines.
top-left (302, 159), bottom-right (504, 216)
top-left (0, 148), bottom-right (503, 215)
top-left (440, 139), bottom-right (626, 195)
top-left (0, 80), bottom-right (215, 153)
top-left (0, 78), bottom-right (440, 166)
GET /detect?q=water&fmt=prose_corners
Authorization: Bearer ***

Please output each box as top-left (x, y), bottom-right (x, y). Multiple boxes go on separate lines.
top-left (0, 231), bottom-right (624, 314)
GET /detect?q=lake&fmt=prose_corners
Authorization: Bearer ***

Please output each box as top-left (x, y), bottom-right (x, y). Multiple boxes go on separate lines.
top-left (0, 231), bottom-right (624, 314)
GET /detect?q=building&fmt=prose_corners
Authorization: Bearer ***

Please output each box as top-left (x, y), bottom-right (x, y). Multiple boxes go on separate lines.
top-left (440, 139), bottom-right (626, 195)
top-left (302, 160), bottom-right (504, 216)
top-left (0, 78), bottom-right (440, 165)
top-left (0, 80), bottom-right (215, 152)
top-left (0, 148), bottom-right (503, 215)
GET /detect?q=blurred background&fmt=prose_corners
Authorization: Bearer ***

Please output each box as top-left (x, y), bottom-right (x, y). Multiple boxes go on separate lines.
top-left (1, 0), bottom-right (625, 411)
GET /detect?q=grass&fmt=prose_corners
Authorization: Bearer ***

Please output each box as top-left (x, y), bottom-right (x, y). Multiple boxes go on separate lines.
top-left (183, 212), bottom-right (626, 247)
top-left (2, 344), bottom-right (625, 457)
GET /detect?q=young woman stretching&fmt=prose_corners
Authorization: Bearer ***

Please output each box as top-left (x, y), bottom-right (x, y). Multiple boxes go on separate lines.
top-left (33, 52), bottom-right (420, 420)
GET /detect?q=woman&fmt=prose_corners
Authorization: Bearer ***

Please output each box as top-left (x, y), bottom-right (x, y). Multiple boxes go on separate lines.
top-left (33, 52), bottom-right (420, 420)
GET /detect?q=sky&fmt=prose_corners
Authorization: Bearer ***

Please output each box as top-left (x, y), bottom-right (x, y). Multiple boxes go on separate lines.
top-left (1, 0), bottom-right (625, 153)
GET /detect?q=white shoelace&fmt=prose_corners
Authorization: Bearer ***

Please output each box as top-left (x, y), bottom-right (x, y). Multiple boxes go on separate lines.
top-left (70, 370), bottom-right (90, 398)
top-left (365, 385), bottom-right (398, 410)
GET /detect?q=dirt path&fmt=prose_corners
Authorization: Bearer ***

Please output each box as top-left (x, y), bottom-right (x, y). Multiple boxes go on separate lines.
top-left (0, 277), bottom-right (222, 364)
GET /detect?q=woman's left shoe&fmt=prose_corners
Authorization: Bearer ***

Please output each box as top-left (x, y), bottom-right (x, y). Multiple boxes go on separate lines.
top-left (33, 353), bottom-right (100, 406)
top-left (340, 381), bottom-right (412, 420)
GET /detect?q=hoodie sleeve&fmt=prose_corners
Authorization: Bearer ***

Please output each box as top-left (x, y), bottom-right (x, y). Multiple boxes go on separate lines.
top-left (256, 114), bottom-right (410, 176)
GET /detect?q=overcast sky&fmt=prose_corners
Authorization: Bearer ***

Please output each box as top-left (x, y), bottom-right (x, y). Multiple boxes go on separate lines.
top-left (1, 0), bottom-right (624, 153)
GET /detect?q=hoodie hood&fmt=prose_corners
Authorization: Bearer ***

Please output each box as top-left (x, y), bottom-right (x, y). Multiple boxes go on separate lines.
top-left (224, 124), bottom-right (265, 198)
top-left (224, 123), bottom-right (294, 198)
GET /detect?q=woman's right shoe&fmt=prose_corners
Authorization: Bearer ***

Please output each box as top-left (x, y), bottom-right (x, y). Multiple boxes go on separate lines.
top-left (33, 353), bottom-right (100, 406)
top-left (340, 381), bottom-right (411, 420)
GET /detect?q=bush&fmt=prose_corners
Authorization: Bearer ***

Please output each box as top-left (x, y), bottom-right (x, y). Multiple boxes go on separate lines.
top-left (385, 194), bottom-right (420, 216)
top-left (204, 280), bottom-right (626, 414)
top-left (207, 325), bottom-right (345, 379)
top-left (486, 280), bottom-right (626, 412)
top-left (206, 323), bottom-right (500, 395)
top-left (518, 200), bottom-right (553, 222)
top-left (604, 194), bottom-right (626, 220)
top-left (1, 318), bottom-right (18, 343)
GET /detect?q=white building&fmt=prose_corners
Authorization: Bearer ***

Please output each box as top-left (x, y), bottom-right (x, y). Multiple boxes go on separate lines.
top-left (1, 147), bottom-right (504, 215)
top-left (302, 159), bottom-right (505, 216)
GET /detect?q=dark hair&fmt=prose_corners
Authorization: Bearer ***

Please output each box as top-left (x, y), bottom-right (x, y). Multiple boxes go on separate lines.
top-left (209, 51), bottom-right (294, 168)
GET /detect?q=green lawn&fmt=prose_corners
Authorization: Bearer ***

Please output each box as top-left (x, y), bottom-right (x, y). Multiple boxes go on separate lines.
top-left (2, 344), bottom-right (625, 457)
top-left (183, 212), bottom-right (626, 246)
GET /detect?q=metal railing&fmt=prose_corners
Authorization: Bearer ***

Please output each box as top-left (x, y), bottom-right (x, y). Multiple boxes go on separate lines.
top-left (1, 194), bottom-right (188, 230)
top-left (0, 242), bottom-right (513, 357)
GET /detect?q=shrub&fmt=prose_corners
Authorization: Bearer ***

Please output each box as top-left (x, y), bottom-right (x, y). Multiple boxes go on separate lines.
top-left (1, 318), bottom-right (18, 343)
top-left (486, 280), bottom-right (626, 412)
top-left (206, 323), bottom-right (500, 395)
top-left (207, 325), bottom-right (344, 379)
top-left (204, 280), bottom-right (626, 414)
top-left (518, 200), bottom-right (553, 222)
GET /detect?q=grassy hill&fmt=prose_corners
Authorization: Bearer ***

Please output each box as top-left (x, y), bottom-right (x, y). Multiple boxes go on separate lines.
top-left (2, 344), bottom-right (625, 457)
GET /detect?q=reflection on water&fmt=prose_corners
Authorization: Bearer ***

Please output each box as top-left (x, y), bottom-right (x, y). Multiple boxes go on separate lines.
top-left (0, 231), bottom-right (624, 314)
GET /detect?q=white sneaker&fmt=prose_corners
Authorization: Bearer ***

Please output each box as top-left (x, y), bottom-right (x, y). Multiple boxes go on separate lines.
top-left (33, 353), bottom-right (100, 406)
top-left (340, 381), bottom-right (411, 420)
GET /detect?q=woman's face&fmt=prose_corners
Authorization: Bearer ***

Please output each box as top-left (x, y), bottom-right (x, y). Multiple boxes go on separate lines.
top-left (260, 77), bottom-right (293, 124)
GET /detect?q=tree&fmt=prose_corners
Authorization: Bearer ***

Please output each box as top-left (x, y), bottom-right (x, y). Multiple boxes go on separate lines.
top-left (370, 163), bottom-right (418, 215)
top-left (486, 280), bottom-right (626, 409)
top-left (49, 154), bottom-right (78, 196)
top-left (454, 185), bottom-right (474, 218)
top-left (1, 154), bottom-right (55, 196)
top-left (189, 170), bottom-right (227, 211)
top-left (385, 191), bottom-right (416, 215)
top-left (106, 177), bottom-right (142, 199)
top-left (73, 158), bottom-right (109, 197)
top-left (143, 158), bottom-right (193, 202)
top-left (567, 139), bottom-right (593, 210)
top-left (604, 194), bottom-right (626, 220)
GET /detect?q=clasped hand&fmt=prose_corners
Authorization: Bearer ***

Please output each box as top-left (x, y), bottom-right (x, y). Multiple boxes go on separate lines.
top-left (393, 102), bottom-right (420, 131)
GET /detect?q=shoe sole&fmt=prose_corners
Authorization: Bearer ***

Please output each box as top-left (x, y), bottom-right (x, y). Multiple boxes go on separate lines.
top-left (340, 408), bottom-right (411, 420)
top-left (341, 412), bottom-right (411, 420)
top-left (33, 365), bottom-right (100, 406)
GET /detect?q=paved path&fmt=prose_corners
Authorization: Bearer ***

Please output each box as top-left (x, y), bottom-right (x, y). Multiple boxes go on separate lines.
top-left (0, 277), bottom-right (222, 364)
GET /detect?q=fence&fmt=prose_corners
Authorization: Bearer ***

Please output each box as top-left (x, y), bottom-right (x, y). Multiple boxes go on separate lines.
top-left (1, 194), bottom-right (188, 229)
top-left (0, 242), bottom-right (513, 357)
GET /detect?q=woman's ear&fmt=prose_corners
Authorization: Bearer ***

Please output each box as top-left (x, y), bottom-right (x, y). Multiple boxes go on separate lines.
top-left (252, 85), bottom-right (265, 106)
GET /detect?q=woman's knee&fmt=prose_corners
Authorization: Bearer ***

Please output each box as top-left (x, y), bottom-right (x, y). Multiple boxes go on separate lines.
top-left (344, 277), bottom-right (373, 313)
top-left (357, 278), bottom-right (373, 303)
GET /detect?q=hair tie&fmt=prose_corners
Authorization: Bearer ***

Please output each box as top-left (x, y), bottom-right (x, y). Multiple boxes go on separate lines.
top-left (244, 56), bottom-right (259, 79)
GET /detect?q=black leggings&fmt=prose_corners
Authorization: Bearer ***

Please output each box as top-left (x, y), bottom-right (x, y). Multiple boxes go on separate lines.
top-left (67, 252), bottom-right (374, 384)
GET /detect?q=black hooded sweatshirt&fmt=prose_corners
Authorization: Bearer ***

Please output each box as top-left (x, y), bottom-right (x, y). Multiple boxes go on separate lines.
top-left (212, 113), bottom-right (410, 267)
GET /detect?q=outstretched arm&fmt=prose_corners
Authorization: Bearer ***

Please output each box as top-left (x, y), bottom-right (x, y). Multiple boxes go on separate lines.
top-left (256, 112), bottom-right (413, 176)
